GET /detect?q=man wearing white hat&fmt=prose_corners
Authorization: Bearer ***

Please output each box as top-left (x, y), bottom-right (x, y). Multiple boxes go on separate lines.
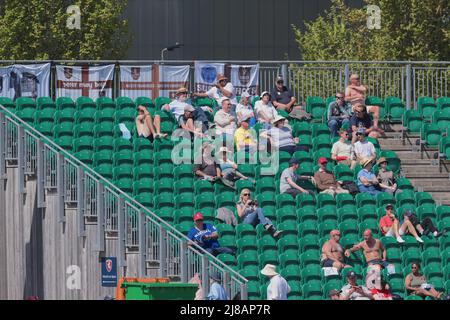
top-left (254, 91), bottom-right (279, 128)
top-left (260, 264), bottom-right (291, 300)
top-left (193, 73), bottom-right (237, 106)
top-left (236, 90), bottom-right (256, 126)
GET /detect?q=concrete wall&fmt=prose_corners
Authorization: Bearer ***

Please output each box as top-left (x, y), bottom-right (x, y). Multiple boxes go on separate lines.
top-left (0, 164), bottom-right (139, 300)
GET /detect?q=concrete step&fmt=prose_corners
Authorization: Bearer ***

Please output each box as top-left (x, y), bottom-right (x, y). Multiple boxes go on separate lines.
top-left (403, 172), bottom-right (449, 179)
top-left (400, 159), bottom-right (435, 166)
top-left (393, 151), bottom-right (426, 159)
top-left (421, 186), bottom-right (450, 192)
top-left (408, 179), bottom-right (450, 187)
top-left (402, 166), bottom-right (443, 174)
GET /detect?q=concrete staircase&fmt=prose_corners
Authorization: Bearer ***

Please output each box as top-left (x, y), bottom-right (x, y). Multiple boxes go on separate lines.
top-left (379, 124), bottom-right (450, 206)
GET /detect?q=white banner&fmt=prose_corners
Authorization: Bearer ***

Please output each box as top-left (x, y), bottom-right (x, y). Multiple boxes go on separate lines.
top-left (56, 64), bottom-right (115, 99)
top-left (194, 61), bottom-right (225, 93)
top-left (0, 63), bottom-right (50, 100)
top-left (0, 66), bottom-right (11, 98)
top-left (119, 65), bottom-right (153, 100)
top-left (157, 65), bottom-right (190, 99)
top-left (230, 64), bottom-right (259, 96)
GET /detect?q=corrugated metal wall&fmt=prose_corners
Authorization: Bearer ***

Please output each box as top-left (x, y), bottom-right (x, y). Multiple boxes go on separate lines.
top-left (124, 0), bottom-right (363, 60)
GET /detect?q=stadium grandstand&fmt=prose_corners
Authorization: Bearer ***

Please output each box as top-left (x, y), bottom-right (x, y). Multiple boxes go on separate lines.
top-left (0, 60), bottom-right (449, 301)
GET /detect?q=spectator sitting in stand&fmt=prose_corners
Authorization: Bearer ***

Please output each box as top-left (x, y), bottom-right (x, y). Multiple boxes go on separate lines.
top-left (328, 92), bottom-right (352, 137)
top-left (340, 271), bottom-right (373, 300)
top-left (331, 128), bottom-right (355, 168)
top-left (135, 105), bottom-right (167, 140)
top-left (353, 128), bottom-right (377, 164)
top-left (405, 262), bottom-right (444, 300)
top-left (279, 158), bottom-right (314, 198)
top-left (194, 141), bottom-right (220, 182)
top-left (403, 209), bottom-right (447, 239)
top-left (349, 103), bottom-right (384, 143)
top-left (193, 74), bottom-right (237, 109)
top-left (254, 91), bottom-right (279, 129)
top-left (313, 157), bottom-right (349, 197)
top-left (357, 158), bottom-right (382, 196)
top-left (270, 75), bottom-right (301, 113)
top-left (217, 147), bottom-right (254, 189)
top-left (234, 114), bottom-right (257, 153)
top-left (344, 229), bottom-right (388, 269)
top-left (236, 90), bottom-right (256, 126)
top-left (321, 229), bottom-right (352, 272)
top-left (188, 212), bottom-right (235, 256)
top-left (259, 115), bottom-right (309, 154)
top-left (236, 188), bottom-right (283, 238)
top-left (345, 74), bottom-right (382, 130)
top-left (376, 157), bottom-right (399, 195)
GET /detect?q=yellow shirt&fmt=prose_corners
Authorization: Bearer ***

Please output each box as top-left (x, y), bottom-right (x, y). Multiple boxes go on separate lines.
top-left (234, 127), bottom-right (255, 150)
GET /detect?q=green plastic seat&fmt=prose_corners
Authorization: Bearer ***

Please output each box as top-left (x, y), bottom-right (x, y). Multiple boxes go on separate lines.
top-left (306, 97), bottom-right (327, 121)
top-left (318, 220), bottom-right (338, 238)
top-left (173, 207), bottom-right (195, 224)
top-left (174, 192), bottom-right (195, 209)
top-left (35, 122), bottom-right (54, 137)
top-left (358, 219), bottom-right (379, 237)
top-left (385, 96), bottom-right (405, 122)
top-left (338, 206), bottom-right (358, 222)
top-left (74, 97), bottom-right (95, 110)
top-left (258, 234), bottom-right (277, 252)
top-left (94, 164), bottom-right (113, 180)
top-left (195, 192), bottom-right (215, 210)
top-left (115, 108), bottom-right (136, 124)
top-left (0, 97), bottom-right (16, 112)
top-left (16, 109), bottom-right (35, 123)
top-left (112, 165), bottom-right (133, 180)
top-left (73, 136), bottom-right (94, 152)
top-left (93, 136), bottom-right (114, 152)
top-left (339, 219), bottom-right (359, 236)
top-left (356, 193), bottom-right (377, 208)
top-left (437, 96), bottom-right (450, 110)
top-left (236, 235), bottom-right (258, 253)
top-left (133, 137), bottom-right (152, 152)
top-left (93, 150), bottom-right (113, 166)
top-left (94, 122), bottom-right (114, 137)
top-left (256, 192), bottom-right (276, 208)
top-left (317, 207), bottom-right (338, 223)
top-left (16, 97), bottom-right (36, 111)
top-left (418, 96), bottom-right (437, 120)
top-left (113, 150), bottom-right (133, 166)
top-left (135, 97), bottom-right (154, 110)
top-left (73, 122), bottom-right (95, 138)
top-left (116, 96), bottom-right (136, 110)
top-left (403, 110), bottom-right (423, 134)
top-left (113, 138), bottom-right (133, 152)
top-left (421, 123), bottom-right (442, 148)
top-left (154, 192), bottom-right (175, 209)
top-left (54, 136), bottom-right (73, 151)
top-left (74, 150), bottom-right (93, 166)
top-left (133, 164), bottom-right (154, 181)
top-left (153, 177), bottom-right (174, 195)
top-left (298, 221), bottom-right (319, 237)
top-left (132, 178), bottom-right (154, 195)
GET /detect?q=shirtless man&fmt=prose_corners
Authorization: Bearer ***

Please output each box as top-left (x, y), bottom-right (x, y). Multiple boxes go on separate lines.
top-left (344, 229), bottom-right (388, 268)
top-left (345, 74), bottom-right (382, 129)
top-left (321, 230), bottom-right (352, 271)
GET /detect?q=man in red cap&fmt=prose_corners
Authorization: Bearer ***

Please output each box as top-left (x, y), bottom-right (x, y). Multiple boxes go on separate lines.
top-left (313, 157), bottom-right (349, 197)
top-left (187, 212), bottom-right (235, 256)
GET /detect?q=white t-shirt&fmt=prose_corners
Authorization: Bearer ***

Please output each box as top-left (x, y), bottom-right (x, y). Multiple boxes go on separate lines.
top-left (255, 100), bottom-right (278, 123)
top-left (331, 140), bottom-right (353, 158)
top-left (354, 140), bottom-right (376, 159)
top-left (267, 275), bottom-right (291, 300)
top-left (169, 99), bottom-right (190, 122)
top-left (340, 284), bottom-right (372, 300)
top-left (206, 82), bottom-right (237, 105)
top-left (236, 103), bottom-right (254, 122)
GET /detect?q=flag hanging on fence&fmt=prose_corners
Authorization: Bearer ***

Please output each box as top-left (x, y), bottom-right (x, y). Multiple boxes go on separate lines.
top-left (119, 65), bottom-right (153, 100)
top-left (56, 64), bottom-right (115, 99)
top-left (230, 64), bottom-right (259, 96)
top-left (120, 65), bottom-right (189, 100)
top-left (0, 63), bottom-right (50, 100)
top-left (194, 61), bottom-right (225, 93)
top-left (156, 65), bottom-right (190, 99)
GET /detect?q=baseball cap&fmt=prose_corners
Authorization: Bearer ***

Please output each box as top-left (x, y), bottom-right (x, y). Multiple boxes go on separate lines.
top-left (184, 104), bottom-right (195, 112)
top-left (193, 212), bottom-right (204, 221)
top-left (356, 128), bottom-right (366, 135)
top-left (318, 157), bottom-right (328, 165)
top-left (260, 91), bottom-right (271, 99)
top-left (385, 203), bottom-right (394, 210)
top-left (347, 271), bottom-right (357, 278)
top-left (275, 76), bottom-right (284, 83)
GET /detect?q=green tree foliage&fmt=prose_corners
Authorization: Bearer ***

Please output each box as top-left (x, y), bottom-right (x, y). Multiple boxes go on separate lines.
top-left (0, 0), bottom-right (131, 60)
top-left (293, 0), bottom-right (450, 61)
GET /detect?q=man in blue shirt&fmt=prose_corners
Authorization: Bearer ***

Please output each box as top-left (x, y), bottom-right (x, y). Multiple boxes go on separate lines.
top-left (357, 158), bottom-right (382, 196)
top-left (207, 272), bottom-right (229, 300)
top-left (187, 212), bottom-right (235, 256)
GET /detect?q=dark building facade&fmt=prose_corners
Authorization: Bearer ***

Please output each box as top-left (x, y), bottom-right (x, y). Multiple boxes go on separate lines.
top-left (124, 0), bottom-right (363, 60)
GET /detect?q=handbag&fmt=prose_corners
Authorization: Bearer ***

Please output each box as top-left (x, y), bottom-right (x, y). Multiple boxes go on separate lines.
top-left (341, 180), bottom-right (359, 195)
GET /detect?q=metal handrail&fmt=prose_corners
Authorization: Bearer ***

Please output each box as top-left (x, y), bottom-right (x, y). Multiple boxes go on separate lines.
top-left (0, 103), bottom-right (248, 285)
top-left (0, 60), bottom-right (449, 64)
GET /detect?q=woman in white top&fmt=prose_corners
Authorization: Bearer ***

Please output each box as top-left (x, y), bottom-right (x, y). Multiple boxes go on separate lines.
top-left (254, 91), bottom-right (278, 129)
top-left (236, 91), bottom-right (256, 126)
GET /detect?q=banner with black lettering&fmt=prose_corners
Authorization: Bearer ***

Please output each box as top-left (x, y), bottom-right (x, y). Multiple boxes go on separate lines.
top-left (56, 64), bottom-right (115, 99)
top-left (1, 63), bottom-right (51, 100)
top-left (194, 61), bottom-right (225, 93)
top-left (230, 64), bottom-right (259, 96)
top-left (156, 65), bottom-right (190, 99)
top-left (119, 65), bottom-right (153, 100)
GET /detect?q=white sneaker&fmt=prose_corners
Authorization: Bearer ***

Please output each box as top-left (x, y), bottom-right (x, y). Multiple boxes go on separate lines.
top-left (396, 236), bottom-right (405, 243)
top-left (415, 237), bottom-right (424, 243)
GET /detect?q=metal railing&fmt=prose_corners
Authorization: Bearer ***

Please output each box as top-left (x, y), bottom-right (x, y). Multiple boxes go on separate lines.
top-left (0, 60), bottom-right (448, 111)
top-left (0, 104), bottom-right (248, 300)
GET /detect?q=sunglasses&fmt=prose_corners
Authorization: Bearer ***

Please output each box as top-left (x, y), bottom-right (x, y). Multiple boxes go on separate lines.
top-left (243, 193), bottom-right (250, 196)
top-left (336, 96), bottom-right (344, 100)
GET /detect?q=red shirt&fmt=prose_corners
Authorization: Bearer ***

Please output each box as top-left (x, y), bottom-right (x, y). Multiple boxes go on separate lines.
top-left (379, 215), bottom-right (394, 235)
top-left (371, 288), bottom-right (392, 300)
